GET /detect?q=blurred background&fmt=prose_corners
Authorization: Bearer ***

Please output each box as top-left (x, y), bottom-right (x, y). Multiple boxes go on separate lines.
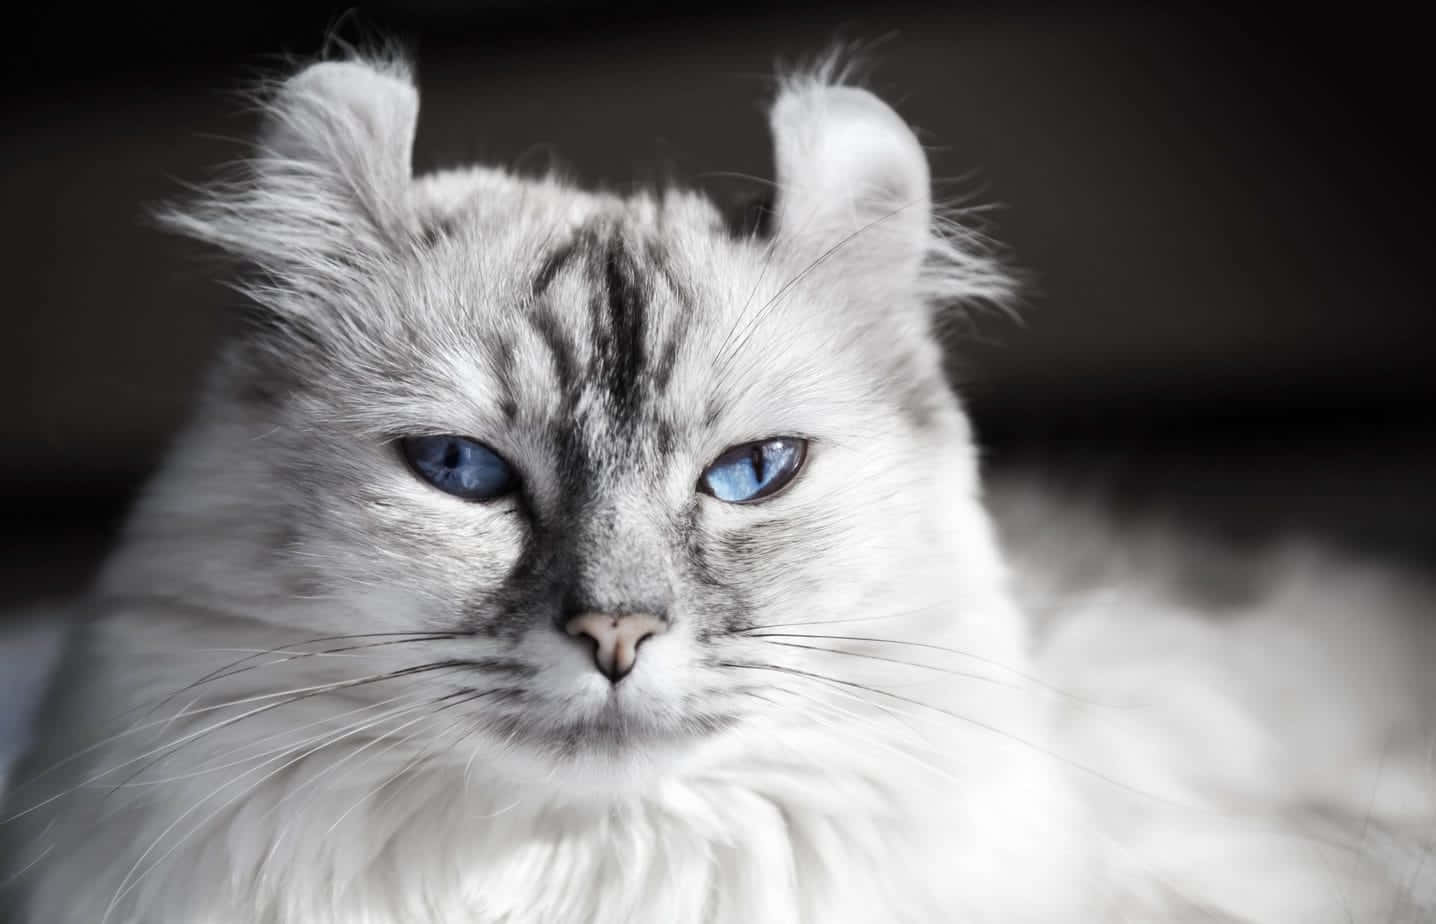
top-left (1, 0), bottom-right (1431, 627)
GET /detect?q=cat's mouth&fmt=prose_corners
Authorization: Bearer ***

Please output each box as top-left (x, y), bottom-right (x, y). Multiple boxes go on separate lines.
top-left (489, 691), bottom-right (736, 760)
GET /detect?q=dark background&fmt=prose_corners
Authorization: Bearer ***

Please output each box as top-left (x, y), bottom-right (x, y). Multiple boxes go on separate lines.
top-left (2, 3), bottom-right (1432, 617)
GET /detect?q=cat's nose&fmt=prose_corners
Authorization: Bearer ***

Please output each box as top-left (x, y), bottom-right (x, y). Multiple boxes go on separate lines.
top-left (564, 611), bottom-right (667, 683)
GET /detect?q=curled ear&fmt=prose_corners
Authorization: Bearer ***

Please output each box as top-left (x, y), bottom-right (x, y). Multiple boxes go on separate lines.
top-left (770, 76), bottom-right (931, 283)
top-left (162, 56), bottom-right (419, 297)
top-left (260, 59), bottom-right (418, 233)
top-left (767, 70), bottom-right (1012, 311)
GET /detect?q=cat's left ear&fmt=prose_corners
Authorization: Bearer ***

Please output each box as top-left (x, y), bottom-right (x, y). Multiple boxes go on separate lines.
top-left (768, 77), bottom-right (931, 288)
top-left (163, 57), bottom-right (419, 295)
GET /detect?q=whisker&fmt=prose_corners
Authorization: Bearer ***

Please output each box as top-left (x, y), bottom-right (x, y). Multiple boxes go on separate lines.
top-left (742, 631), bottom-right (1111, 706)
top-left (101, 693), bottom-right (447, 923)
top-left (100, 684), bottom-right (450, 800)
top-left (320, 690), bottom-right (497, 837)
top-left (0, 819), bottom-right (57, 889)
top-left (717, 659), bottom-right (1176, 806)
top-left (743, 612), bottom-right (920, 631)
top-left (752, 638), bottom-right (1022, 690)
top-left (132, 632), bottom-right (460, 724)
top-left (184, 647), bottom-right (383, 656)
top-left (712, 199), bottom-right (923, 386)
top-left (4, 661), bottom-right (472, 824)
top-left (708, 198), bottom-right (789, 371)
top-left (260, 692), bottom-right (477, 859)
top-left (750, 681), bottom-right (968, 786)
top-left (9, 633), bottom-right (459, 793)
top-left (103, 691), bottom-right (435, 789)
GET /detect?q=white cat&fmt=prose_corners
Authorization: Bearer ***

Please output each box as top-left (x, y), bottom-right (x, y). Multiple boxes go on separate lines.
top-left (2, 53), bottom-right (1432, 922)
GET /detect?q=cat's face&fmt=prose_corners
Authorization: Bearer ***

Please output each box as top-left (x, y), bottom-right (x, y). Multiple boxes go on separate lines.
top-left (150, 58), bottom-right (1017, 790)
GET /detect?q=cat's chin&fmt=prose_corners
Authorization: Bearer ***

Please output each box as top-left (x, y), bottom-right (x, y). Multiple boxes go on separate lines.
top-left (464, 696), bottom-right (740, 797)
top-left (474, 722), bottom-right (712, 799)
top-left (525, 700), bottom-right (732, 757)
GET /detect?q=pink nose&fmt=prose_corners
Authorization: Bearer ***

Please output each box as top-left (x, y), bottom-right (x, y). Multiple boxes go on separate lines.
top-left (565, 611), bottom-right (667, 683)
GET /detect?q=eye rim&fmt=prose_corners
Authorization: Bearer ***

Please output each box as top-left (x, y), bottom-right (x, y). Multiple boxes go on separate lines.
top-left (697, 436), bottom-right (809, 505)
top-left (397, 434), bottom-right (519, 502)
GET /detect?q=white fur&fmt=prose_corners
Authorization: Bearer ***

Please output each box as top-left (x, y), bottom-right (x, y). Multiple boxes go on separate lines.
top-left (2, 55), bottom-right (1432, 923)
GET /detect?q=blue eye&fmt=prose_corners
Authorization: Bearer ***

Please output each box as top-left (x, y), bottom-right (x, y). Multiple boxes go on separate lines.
top-left (401, 435), bottom-right (515, 501)
top-left (699, 438), bottom-right (808, 504)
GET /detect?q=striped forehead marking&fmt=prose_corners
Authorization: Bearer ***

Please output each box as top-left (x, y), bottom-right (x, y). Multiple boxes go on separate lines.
top-left (524, 223), bottom-right (690, 431)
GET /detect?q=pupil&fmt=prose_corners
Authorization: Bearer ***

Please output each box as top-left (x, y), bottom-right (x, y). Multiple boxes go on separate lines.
top-left (750, 444), bottom-right (765, 483)
top-left (442, 442), bottom-right (462, 469)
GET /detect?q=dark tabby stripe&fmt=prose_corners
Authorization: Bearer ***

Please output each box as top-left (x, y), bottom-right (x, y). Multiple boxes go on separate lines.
top-left (593, 235), bottom-right (647, 425)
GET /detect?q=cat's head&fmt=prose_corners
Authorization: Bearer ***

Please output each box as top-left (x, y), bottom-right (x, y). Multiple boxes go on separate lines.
top-left (136, 55), bottom-right (1020, 792)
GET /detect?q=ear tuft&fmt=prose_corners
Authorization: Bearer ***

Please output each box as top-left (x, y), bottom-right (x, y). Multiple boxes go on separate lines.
top-left (770, 75), bottom-right (930, 277)
top-left (768, 62), bottom-right (1014, 315)
top-left (158, 55), bottom-right (420, 306)
top-left (259, 59), bottom-right (418, 198)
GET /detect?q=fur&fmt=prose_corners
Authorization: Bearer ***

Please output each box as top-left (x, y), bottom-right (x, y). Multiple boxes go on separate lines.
top-left (2, 54), bottom-right (1432, 923)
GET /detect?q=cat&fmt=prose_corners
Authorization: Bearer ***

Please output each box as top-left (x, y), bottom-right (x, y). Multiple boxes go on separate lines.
top-left (2, 51), bottom-right (1433, 923)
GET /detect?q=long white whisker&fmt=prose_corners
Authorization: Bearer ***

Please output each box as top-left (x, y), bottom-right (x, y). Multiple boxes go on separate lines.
top-left (320, 692), bottom-right (495, 837)
top-left (100, 694), bottom-right (443, 923)
top-left (260, 697), bottom-right (471, 862)
top-left (751, 681), bottom-right (969, 787)
top-left (754, 638), bottom-right (1020, 689)
top-left (12, 647), bottom-right (432, 794)
top-left (718, 659), bottom-right (1176, 806)
top-left (105, 691), bottom-right (435, 789)
top-left (742, 631), bottom-right (1111, 705)
top-left (5, 662), bottom-right (466, 824)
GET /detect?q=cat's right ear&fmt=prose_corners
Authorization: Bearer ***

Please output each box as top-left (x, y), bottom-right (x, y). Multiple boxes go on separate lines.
top-left (161, 57), bottom-right (419, 299)
top-left (766, 75), bottom-right (932, 293)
